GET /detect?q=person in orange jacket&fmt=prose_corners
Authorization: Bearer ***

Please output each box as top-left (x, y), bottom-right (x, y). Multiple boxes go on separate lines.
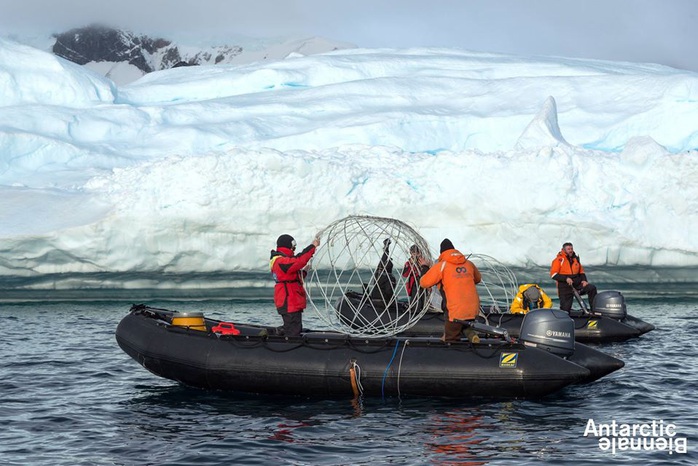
top-left (419, 239), bottom-right (482, 343)
top-left (510, 284), bottom-right (553, 314)
top-left (550, 242), bottom-right (597, 311)
top-left (270, 233), bottom-right (320, 336)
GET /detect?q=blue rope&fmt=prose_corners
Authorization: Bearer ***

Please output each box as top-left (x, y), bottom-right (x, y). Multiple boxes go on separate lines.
top-left (381, 340), bottom-right (401, 399)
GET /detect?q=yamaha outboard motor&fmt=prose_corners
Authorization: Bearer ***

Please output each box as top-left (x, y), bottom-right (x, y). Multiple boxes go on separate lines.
top-left (519, 309), bottom-right (575, 357)
top-left (592, 291), bottom-right (627, 320)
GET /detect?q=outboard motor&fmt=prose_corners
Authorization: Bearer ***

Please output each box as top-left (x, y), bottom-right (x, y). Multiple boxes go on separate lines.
top-left (519, 309), bottom-right (575, 357)
top-left (591, 290), bottom-right (627, 320)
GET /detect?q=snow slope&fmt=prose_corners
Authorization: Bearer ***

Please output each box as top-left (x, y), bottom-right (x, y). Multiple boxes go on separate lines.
top-left (1, 38), bottom-right (697, 282)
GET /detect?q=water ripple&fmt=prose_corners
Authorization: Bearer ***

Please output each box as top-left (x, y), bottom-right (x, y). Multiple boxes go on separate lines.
top-left (0, 299), bottom-right (696, 465)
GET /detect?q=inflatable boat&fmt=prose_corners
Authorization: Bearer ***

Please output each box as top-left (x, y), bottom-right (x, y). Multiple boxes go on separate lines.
top-left (339, 290), bottom-right (654, 343)
top-left (116, 304), bottom-right (623, 399)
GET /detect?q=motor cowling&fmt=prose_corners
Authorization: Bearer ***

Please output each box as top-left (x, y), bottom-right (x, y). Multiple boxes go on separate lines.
top-left (591, 290), bottom-right (627, 320)
top-left (519, 309), bottom-right (575, 357)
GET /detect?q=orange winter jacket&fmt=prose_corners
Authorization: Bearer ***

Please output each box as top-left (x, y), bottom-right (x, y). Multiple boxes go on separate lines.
top-left (420, 248), bottom-right (481, 321)
top-left (550, 250), bottom-right (588, 286)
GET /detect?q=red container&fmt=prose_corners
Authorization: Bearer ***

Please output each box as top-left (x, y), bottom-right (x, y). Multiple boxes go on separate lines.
top-left (212, 322), bottom-right (241, 335)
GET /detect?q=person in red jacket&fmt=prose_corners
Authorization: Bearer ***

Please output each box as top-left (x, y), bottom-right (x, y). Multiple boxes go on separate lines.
top-left (550, 242), bottom-right (598, 311)
top-left (419, 239), bottom-right (482, 343)
top-left (269, 233), bottom-right (320, 336)
top-left (402, 244), bottom-right (427, 311)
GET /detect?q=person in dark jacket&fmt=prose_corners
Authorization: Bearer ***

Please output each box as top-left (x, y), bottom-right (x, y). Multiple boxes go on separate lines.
top-left (270, 233), bottom-right (319, 336)
top-left (550, 242), bottom-right (597, 311)
top-left (369, 238), bottom-right (397, 306)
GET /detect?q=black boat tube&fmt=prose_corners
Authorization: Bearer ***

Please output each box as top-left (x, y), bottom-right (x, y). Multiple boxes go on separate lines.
top-left (402, 310), bottom-right (641, 343)
top-left (567, 343), bottom-right (625, 383)
top-left (622, 315), bottom-right (656, 335)
top-left (115, 306), bottom-right (590, 399)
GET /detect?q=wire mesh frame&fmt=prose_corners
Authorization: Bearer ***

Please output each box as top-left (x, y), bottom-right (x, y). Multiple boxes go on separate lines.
top-left (396, 253), bottom-right (521, 319)
top-left (307, 215), bottom-right (433, 337)
top-left (469, 254), bottom-right (520, 315)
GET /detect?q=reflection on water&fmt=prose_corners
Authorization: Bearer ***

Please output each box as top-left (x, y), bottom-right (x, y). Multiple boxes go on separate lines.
top-left (0, 298), bottom-right (697, 465)
top-left (425, 409), bottom-right (488, 465)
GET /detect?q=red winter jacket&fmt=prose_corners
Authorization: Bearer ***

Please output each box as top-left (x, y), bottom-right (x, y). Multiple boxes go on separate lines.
top-left (270, 244), bottom-right (316, 314)
top-left (402, 260), bottom-right (420, 296)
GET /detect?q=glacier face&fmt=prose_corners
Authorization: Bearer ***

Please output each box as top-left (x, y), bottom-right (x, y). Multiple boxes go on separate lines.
top-left (1, 38), bottom-right (698, 286)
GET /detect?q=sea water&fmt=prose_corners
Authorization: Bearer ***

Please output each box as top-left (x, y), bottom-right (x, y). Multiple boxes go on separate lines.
top-left (1, 290), bottom-right (696, 465)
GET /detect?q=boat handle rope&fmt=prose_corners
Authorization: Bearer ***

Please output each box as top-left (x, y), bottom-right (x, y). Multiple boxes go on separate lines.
top-left (396, 340), bottom-right (409, 399)
top-left (381, 340), bottom-right (401, 399)
top-left (479, 309), bottom-right (490, 326)
top-left (349, 360), bottom-right (364, 398)
top-left (468, 342), bottom-right (513, 360)
top-left (573, 316), bottom-right (593, 329)
top-left (346, 339), bottom-right (396, 354)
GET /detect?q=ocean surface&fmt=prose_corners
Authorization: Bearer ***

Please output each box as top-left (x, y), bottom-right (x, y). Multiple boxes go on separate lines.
top-left (1, 285), bottom-right (697, 465)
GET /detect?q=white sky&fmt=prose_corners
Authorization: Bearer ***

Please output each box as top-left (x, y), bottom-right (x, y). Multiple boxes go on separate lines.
top-left (1, 0), bottom-right (697, 72)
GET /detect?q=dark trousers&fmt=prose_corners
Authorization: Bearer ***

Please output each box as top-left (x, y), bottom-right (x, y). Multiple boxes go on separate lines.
top-left (408, 288), bottom-right (427, 312)
top-left (558, 283), bottom-right (598, 311)
top-left (281, 312), bottom-right (303, 337)
top-left (443, 317), bottom-right (478, 342)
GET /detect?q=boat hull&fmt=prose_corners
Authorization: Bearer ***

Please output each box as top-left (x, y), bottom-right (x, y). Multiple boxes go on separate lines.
top-left (338, 292), bottom-right (652, 343)
top-left (401, 310), bottom-right (646, 343)
top-left (116, 307), bottom-right (592, 399)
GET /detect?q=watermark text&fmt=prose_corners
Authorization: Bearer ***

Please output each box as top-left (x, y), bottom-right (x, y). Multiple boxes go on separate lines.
top-left (584, 419), bottom-right (687, 455)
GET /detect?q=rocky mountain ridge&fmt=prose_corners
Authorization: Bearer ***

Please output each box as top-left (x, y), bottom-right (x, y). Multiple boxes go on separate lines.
top-left (50, 24), bottom-right (352, 84)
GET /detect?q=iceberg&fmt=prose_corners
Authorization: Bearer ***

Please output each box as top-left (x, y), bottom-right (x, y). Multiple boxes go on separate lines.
top-left (1, 39), bottom-right (697, 286)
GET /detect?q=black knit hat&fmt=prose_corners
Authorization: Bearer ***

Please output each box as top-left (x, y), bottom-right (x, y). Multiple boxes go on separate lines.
top-left (277, 234), bottom-right (296, 249)
top-left (440, 238), bottom-right (454, 253)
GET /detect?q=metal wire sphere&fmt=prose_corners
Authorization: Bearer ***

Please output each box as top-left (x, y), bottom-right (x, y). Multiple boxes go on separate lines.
top-left (306, 215), bottom-right (432, 337)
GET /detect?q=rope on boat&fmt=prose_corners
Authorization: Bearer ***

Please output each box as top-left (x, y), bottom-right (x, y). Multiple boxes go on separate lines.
top-left (350, 360), bottom-right (364, 397)
top-left (381, 340), bottom-right (401, 399)
top-left (396, 340), bottom-right (409, 399)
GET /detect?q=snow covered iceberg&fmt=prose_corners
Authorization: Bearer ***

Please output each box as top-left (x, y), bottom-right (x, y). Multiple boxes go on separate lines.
top-left (1, 39), bottom-right (697, 289)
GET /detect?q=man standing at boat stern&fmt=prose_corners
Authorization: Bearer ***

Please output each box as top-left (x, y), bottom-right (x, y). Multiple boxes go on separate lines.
top-left (550, 242), bottom-right (598, 311)
top-left (419, 239), bottom-right (482, 343)
top-left (270, 234), bottom-right (320, 336)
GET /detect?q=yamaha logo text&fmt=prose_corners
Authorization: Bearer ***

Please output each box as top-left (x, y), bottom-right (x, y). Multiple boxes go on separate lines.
top-left (545, 330), bottom-right (571, 338)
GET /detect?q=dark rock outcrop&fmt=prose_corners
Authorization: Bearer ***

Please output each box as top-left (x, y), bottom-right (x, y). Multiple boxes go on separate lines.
top-left (53, 25), bottom-right (169, 72)
top-left (52, 24), bottom-right (243, 73)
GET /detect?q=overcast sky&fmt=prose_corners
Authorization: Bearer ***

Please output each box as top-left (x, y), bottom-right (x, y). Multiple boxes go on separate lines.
top-left (2, 0), bottom-right (697, 72)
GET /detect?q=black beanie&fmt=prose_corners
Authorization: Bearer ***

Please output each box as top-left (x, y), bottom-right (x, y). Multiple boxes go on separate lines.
top-left (276, 234), bottom-right (295, 249)
top-left (440, 238), bottom-right (454, 253)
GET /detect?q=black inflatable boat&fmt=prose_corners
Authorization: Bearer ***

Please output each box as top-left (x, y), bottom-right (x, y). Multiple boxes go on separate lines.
top-left (339, 290), bottom-right (654, 343)
top-left (116, 305), bottom-right (623, 399)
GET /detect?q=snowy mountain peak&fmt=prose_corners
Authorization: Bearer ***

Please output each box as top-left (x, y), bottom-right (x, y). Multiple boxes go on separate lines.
top-left (53, 25), bottom-right (171, 72)
top-left (49, 25), bottom-right (354, 85)
top-left (515, 96), bottom-right (570, 150)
